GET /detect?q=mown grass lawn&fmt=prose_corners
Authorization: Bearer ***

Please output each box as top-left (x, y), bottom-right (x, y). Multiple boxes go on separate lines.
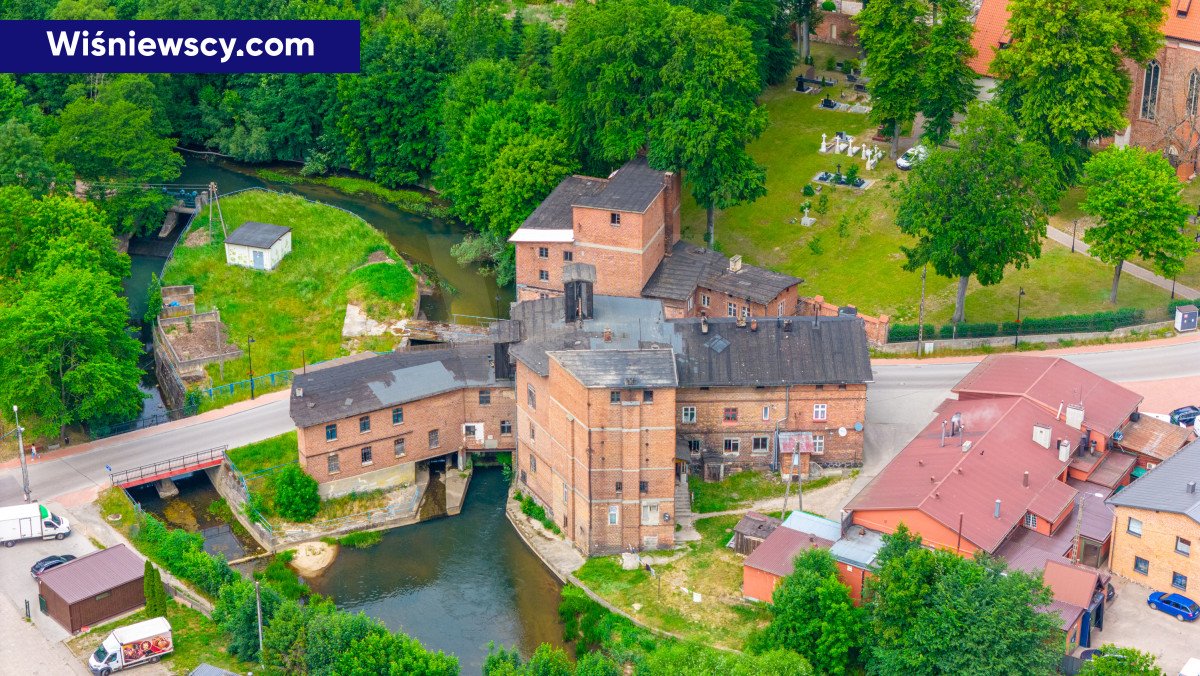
top-left (164, 190), bottom-right (417, 385)
top-left (679, 43), bottom-right (1180, 325)
top-left (574, 514), bottom-right (771, 651)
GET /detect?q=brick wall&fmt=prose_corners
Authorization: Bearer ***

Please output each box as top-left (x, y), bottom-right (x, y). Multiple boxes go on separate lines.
top-left (797, 295), bottom-right (890, 345)
top-left (692, 286), bottom-right (801, 320)
top-left (674, 384), bottom-right (867, 473)
top-left (296, 385), bottom-right (516, 485)
top-left (1110, 507), bottom-right (1200, 594)
top-left (514, 242), bottom-right (576, 297)
top-left (1124, 43), bottom-right (1200, 179)
top-left (806, 11), bottom-right (859, 47)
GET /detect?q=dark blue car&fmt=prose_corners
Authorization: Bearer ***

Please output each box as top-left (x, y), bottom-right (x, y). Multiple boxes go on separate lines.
top-left (1148, 591), bottom-right (1199, 621)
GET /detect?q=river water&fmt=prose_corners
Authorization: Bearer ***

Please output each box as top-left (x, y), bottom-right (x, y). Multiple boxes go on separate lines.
top-left (307, 468), bottom-right (566, 675)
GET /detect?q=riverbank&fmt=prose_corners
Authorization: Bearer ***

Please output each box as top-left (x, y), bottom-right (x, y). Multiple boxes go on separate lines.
top-left (255, 167), bottom-right (450, 219)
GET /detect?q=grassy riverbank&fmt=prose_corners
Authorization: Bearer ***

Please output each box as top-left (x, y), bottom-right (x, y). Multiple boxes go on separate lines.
top-left (256, 168), bottom-right (450, 218)
top-left (164, 190), bottom-right (416, 385)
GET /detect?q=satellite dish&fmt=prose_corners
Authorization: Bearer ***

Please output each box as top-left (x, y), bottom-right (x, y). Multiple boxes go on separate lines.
top-left (838, 427), bottom-right (848, 437)
top-left (853, 422), bottom-right (864, 432)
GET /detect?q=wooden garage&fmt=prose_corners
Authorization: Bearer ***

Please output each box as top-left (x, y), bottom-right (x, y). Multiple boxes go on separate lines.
top-left (38, 544), bottom-right (145, 633)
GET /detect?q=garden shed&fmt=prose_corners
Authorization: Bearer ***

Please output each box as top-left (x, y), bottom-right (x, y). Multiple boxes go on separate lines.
top-left (37, 544), bottom-right (145, 633)
top-left (224, 221), bottom-right (292, 271)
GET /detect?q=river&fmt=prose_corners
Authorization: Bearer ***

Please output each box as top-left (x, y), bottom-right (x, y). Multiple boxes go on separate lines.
top-left (306, 468), bottom-right (566, 675)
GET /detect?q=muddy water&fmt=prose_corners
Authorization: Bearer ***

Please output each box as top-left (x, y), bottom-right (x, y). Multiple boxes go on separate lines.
top-left (126, 471), bottom-right (264, 560)
top-left (306, 468), bottom-right (565, 675)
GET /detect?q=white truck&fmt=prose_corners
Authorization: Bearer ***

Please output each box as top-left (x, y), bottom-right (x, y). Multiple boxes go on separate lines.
top-left (89, 617), bottom-right (173, 675)
top-left (0, 502), bottom-right (71, 547)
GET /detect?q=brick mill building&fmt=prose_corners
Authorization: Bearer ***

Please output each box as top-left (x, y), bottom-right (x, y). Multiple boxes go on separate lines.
top-left (289, 263), bottom-right (872, 556)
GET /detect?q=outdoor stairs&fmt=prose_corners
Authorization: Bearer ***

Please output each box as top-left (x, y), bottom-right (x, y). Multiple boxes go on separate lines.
top-left (674, 480), bottom-right (692, 524)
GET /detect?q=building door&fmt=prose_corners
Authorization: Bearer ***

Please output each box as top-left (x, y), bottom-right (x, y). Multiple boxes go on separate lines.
top-left (252, 249), bottom-right (265, 270)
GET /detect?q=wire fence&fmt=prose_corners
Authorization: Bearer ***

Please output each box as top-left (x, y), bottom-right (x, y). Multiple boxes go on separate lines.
top-left (196, 370), bottom-right (294, 400)
top-left (90, 401), bottom-right (200, 439)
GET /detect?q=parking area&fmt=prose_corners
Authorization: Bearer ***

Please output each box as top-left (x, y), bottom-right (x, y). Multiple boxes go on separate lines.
top-left (1095, 576), bottom-right (1199, 673)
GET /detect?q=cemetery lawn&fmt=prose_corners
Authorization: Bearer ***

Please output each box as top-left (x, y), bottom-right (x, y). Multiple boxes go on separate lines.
top-left (679, 43), bottom-right (1178, 325)
top-left (574, 515), bottom-right (772, 651)
top-left (164, 190), bottom-right (417, 385)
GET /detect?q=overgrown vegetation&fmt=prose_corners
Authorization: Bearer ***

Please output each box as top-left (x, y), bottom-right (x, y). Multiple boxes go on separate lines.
top-left (688, 470), bottom-right (783, 513)
top-left (335, 530), bottom-right (384, 549)
top-left (274, 464), bottom-right (320, 522)
top-left (513, 490), bottom-right (562, 534)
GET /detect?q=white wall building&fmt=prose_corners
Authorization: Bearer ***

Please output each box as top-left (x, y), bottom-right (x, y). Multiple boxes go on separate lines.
top-left (224, 221), bottom-right (292, 271)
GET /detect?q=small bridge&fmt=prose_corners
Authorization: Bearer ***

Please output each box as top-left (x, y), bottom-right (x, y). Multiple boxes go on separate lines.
top-left (110, 446), bottom-right (228, 489)
top-left (401, 320), bottom-right (490, 343)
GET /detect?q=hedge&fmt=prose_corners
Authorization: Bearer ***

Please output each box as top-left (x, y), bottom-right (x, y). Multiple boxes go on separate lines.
top-left (1168, 298), bottom-right (1199, 314)
top-left (889, 308), bottom-right (1148, 342)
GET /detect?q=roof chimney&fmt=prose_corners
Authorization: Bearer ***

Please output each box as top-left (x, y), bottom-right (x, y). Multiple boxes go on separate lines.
top-left (994, 499), bottom-right (1001, 519)
top-left (1189, 481), bottom-right (1197, 494)
top-left (1058, 439), bottom-right (1071, 463)
top-left (729, 255), bottom-right (743, 273)
top-left (1023, 471), bottom-right (1029, 488)
top-left (1032, 424), bottom-right (1051, 449)
top-left (603, 327), bottom-right (613, 343)
top-left (750, 319), bottom-right (758, 332)
top-left (1057, 401), bottom-right (1064, 421)
top-left (700, 316), bottom-right (709, 334)
top-left (1065, 404), bottom-right (1085, 430)
top-left (940, 421), bottom-right (947, 447)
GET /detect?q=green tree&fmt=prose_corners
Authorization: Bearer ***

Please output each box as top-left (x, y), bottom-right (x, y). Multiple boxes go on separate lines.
top-left (856, 0), bottom-right (928, 157)
top-left (993, 0), bottom-right (1166, 177)
top-left (641, 643), bottom-right (814, 675)
top-left (213, 578), bottom-right (283, 661)
top-left (1081, 147), bottom-right (1194, 303)
top-left (0, 120), bottom-right (62, 197)
top-left (304, 611), bottom-right (386, 675)
top-left (143, 561), bottom-right (167, 617)
top-left (0, 187), bottom-right (130, 282)
top-left (790, 0), bottom-right (824, 64)
top-left (49, 0), bottom-right (115, 20)
top-left (919, 0), bottom-right (977, 146)
top-left (1079, 645), bottom-right (1164, 676)
top-left (756, 549), bottom-right (862, 675)
top-left (262, 595), bottom-right (338, 674)
top-left (895, 103), bottom-right (1061, 324)
top-left (332, 630), bottom-right (459, 676)
top-left (274, 464), bottom-right (320, 522)
top-left (144, 272), bottom-right (162, 327)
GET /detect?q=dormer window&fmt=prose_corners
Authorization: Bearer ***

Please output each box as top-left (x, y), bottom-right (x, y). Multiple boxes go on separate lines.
top-left (610, 213), bottom-right (621, 226)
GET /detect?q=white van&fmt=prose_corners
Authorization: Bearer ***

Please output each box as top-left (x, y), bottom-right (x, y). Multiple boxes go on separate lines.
top-left (0, 503), bottom-right (71, 546)
top-left (88, 617), bottom-right (173, 675)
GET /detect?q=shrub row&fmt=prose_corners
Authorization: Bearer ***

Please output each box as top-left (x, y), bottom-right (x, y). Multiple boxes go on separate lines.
top-left (888, 308), bottom-right (1148, 342)
top-left (1169, 298), bottom-right (1200, 314)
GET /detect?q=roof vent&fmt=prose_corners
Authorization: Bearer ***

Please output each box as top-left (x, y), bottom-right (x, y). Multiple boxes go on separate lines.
top-left (344, 398), bottom-right (353, 407)
top-left (994, 499), bottom-right (1001, 519)
top-left (1189, 481), bottom-right (1197, 494)
top-left (700, 316), bottom-right (709, 334)
top-left (729, 255), bottom-right (743, 273)
top-left (1032, 424), bottom-right (1051, 449)
top-left (1023, 471), bottom-right (1029, 488)
top-left (1058, 439), bottom-right (1071, 463)
top-left (962, 440), bottom-right (972, 454)
top-left (295, 387), bottom-right (304, 398)
top-left (783, 319), bottom-right (793, 332)
top-left (950, 412), bottom-right (963, 436)
top-left (1065, 404), bottom-right (1085, 430)
top-left (603, 327), bottom-right (613, 343)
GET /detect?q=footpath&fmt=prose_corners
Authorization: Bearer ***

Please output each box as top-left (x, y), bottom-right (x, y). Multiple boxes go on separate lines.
top-left (1045, 225), bottom-right (1200, 299)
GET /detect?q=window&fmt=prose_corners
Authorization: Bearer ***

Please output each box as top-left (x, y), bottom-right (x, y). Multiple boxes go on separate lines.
top-left (701, 294), bottom-right (710, 308)
top-left (428, 429), bottom-right (440, 449)
top-left (608, 505), bottom-right (619, 525)
top-left (752, 436), bottom-right (770, 453)
top-left (615, 481), bottom-right (623, 492)
top-left (1128, 517), bottom-right (1143, 536)
top-left (361, 446), bottom-right (373, 465)
top-left (762, 406), bottom-right (770, 421)
top-left (394, 438), bottom-right (406, 457)
top-left (464, 424), bottom-right (477, 438)
top-left (1024, 513), bottom-right (1038, 529)
top-left (724, 438), bottom-right (741, 453)
top-left (681, 406), bottom-right (697, 423)
top-left (1189, 70), bottom-right (1200, 117)
top-left (563, 481), bottom-right (569, 504)
top-left (643, 390), bottom-right (654, 403)
top-left (1173, 572), bottom-right (1189, 591)
top-left (687, 296), bottom-right (694, 311)
top-left (392, 407), bottom-right (404, 425)
top-left (813, 404), bottom-right (827, 421)
top-left (641, 502), bottom-right (660, 525)
top-left (1141, 60), bottom-right (1161, 119)
top-left (359, 416), bottom-right (371, 433)
top-left (327, 453), bottom-right (340, 474)
top-left (723, 407), bottom-right (738, 422)
top-left (530, 455), bottom-right (537, 472)
top-left (563, 250), bottom-right (573, 262)
top-left (610, 390), bottom-right (621, 404)
top-left (529, 423), bottom-right (536, 441)
top-left (479, 389), bottom-right (491, 405)
top-left (500, 420), bottom-right (513, 435)
top-left (527, 385), bottom-right (536, 409)
top-left (610, 212), bottom-right (621, 225)
top-left (639, 480), bottom-right (649, 493)
top-left (325, 424), bottom-right (338, 441)
top-left (777, 302), bottom-right (784, 317)
top-left (539, 270), bottom-right (549, 281)
top-left (687, 439), bottom-right (701, 453)
top-left (727, 303), bottom-right (737, 317)
top-left (538, 246), bottom-right (549, 259)
top-left (1134, 556), bottom-right (1149, 575)
top-left (1178, 537), bottom-right (1192, 556)
top-left (742, 306), bottom-right (749, 319)
top-left (813, 435), bottom-right (825, 454)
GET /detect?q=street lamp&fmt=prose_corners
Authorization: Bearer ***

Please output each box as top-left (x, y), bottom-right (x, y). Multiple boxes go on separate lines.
top-left (247, 336), bottom-right (256, 400)
top-left (1014, 287), bottom-right (1026, 348)
top-left (4, 406), bottom-right (32, 502)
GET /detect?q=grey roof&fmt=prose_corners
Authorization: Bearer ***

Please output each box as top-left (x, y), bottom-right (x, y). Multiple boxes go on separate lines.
top-left (574, 156), bottom-right (668, 213)
top-left (642, 242), bottom-right (803, 305)
top-left (1107, 438), bottom-right (1200, 524)
top-left (290, 343), bottom-right (501, 428)
top-left (782, 511), bottom-right (843, 542)
top-left (549, 349), bottom-right (678, 388)
top-left (519, 176), bottom-right (607, 230)
top-left (39, 544), bottom-right (143, 604)
top-left (671, 316), bottom-right (873, 387)
top-left (830, 526), bottom-right (886, 569)
top-left (225, 221), bottom-right (290, 249)
top-left (734, 511), bottom-right (782, 539)
top-left (189, 665), bottom-right (240, 676)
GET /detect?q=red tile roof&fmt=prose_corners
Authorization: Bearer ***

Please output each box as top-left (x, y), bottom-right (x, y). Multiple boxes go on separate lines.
top-left (847, 396), bottom-right (1079, 553)
top-left (969, 0), bottom-right (1012, 75)
top-left (743, 526), bottom-right (833, 578)
top-left (1043, 559), bottom-right (1100, 608)
top-left (952, 355), bottom-right (1142, 437)
top-left (1164, 2), bottom-right (1200, 43)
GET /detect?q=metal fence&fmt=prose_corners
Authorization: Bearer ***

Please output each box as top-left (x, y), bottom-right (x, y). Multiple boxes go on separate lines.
top-left (109, 446), bottom-right (228, 487)
top-left (90, 401), bottom-right (199, 439)
top-left (197, 370), bottom-right (293, 399)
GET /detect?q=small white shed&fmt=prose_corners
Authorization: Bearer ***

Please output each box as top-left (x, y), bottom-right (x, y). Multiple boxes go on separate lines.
top-left (224, 221), bottom-right (292, 271)
top-left (1176, 304), bottom-right (1198, 332)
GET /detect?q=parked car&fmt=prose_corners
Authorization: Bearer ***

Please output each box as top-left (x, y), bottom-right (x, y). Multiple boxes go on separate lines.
top-left (1148, 591), bottom-right (1199, 621)
top-left (896, 145), bottom-right (928, 170)
top-left (30, 554), bottom-right (76, 579)
top-left (1170, 405), bottom-right (1200, 427)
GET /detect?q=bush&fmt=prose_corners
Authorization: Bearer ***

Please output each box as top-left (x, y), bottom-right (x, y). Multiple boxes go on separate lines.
top-left (821, 0), bottom-right (837, 10)
top-left (144, 561), bottom-right (168, 617)
top-left (815, 192), bottom-right (830, 214)
top-left (256, 552), bottom-right (310, 600)
top-left (802, 183), bottom-right (815, 197)
top-left (518, 494), bottom-right (562, 535)
top-left (887, 324), bottom-right (935, 342)
top-left (890, 308), bottom-right (1148, 343)
top-left (845, 164), bottom-right (860, 185)
top-left (824, 55), bottom-right (836, 71)
top-left (937, 322), bottom-right (999, 339)
top-left (807, 236), bottom-right (824, 255)
top-left (274, 465), bottom-right (320, 522)
top-left (1169, 297), bottom-right (1199, 314)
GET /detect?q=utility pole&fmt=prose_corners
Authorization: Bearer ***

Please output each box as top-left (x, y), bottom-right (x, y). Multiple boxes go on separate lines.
top-left (781, 451), bottom-right (801, 516)
top-left (255, 580), bottom-right (264, 663)
top-left (247, 336), bottom-right (256, 400)
top-left (916, 264), bottom-right (928, 357)
top-left (14, 406), bottom-right (31, 502)
top-left (1014, 287), bottom-right (1026, 348)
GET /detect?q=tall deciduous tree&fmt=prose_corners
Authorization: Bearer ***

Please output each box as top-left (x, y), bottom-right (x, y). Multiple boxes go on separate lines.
top-left (790, 0), bottom-right (824, 64)
top-left (1080, 147), bottom-right (1194, 303)
top-left (992, 0), bottom-right (1166, 177)
top-left (333, 630), bottom-right (459, 676)
top-left (0, 120), bottom-right (63, 197)
top-left (896, 103), bottom-right (1061, 324)
top-left (856, 0), bottom-right (927, 157)
top-left (756, 549), bottom-right (863, 675)
top-left (0, 187), bottom-right (129, 281)
top-left (919, 0), bottom-right (977, 146)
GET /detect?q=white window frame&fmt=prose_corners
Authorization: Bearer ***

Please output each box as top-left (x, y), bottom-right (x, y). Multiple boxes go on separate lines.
top-left (608, 505), bottom-right (619, 525)
top-left (724, 437), bottom-right (741, 454)
top-left (681, 406), bottom-right (697, 423)
top-left (537, 246), bottom-right (549, 259)
top-left (727, 303), bottom-right (736, 317)
top-left (641, 501), bottom-right (660, 526)
top-left (539, 269), bottom-right (549, 281)
top-left (813, 403), bottom-right (828, 421)
top-left (1024, 513), bottom-right (1038, 529)
top-left (394, 437), bottom-right (406, 457)
top-left (752, 436), bottom-right (770, 454)
top-left (1128, 517), bottom-right (1143, 536)
top-left (762, 406), bottom-right (770, 421)
top-left (701, 294), bottom-right (710, 308)
top-left (813, 434), bottom-right (825, 454)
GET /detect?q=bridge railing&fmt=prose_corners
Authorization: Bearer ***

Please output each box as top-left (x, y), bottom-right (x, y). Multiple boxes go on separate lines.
top-left (110, 446), bottom-right (228, 487)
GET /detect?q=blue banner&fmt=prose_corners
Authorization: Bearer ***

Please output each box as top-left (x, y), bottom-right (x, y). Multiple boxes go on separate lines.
top-left (0, 21), bottom-right (361, 73)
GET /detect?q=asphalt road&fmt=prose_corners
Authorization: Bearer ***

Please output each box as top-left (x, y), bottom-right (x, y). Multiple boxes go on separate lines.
top-left (2, 339), bottom-right (1198, 506)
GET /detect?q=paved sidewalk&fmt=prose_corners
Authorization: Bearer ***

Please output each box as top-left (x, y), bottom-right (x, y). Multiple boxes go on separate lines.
top-left (0, 591), bottom-right (89, 675)
top-left (880, 328), bottom-right (1200, 365)
top-left (1046, 225), bottom-right (1200, 298)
